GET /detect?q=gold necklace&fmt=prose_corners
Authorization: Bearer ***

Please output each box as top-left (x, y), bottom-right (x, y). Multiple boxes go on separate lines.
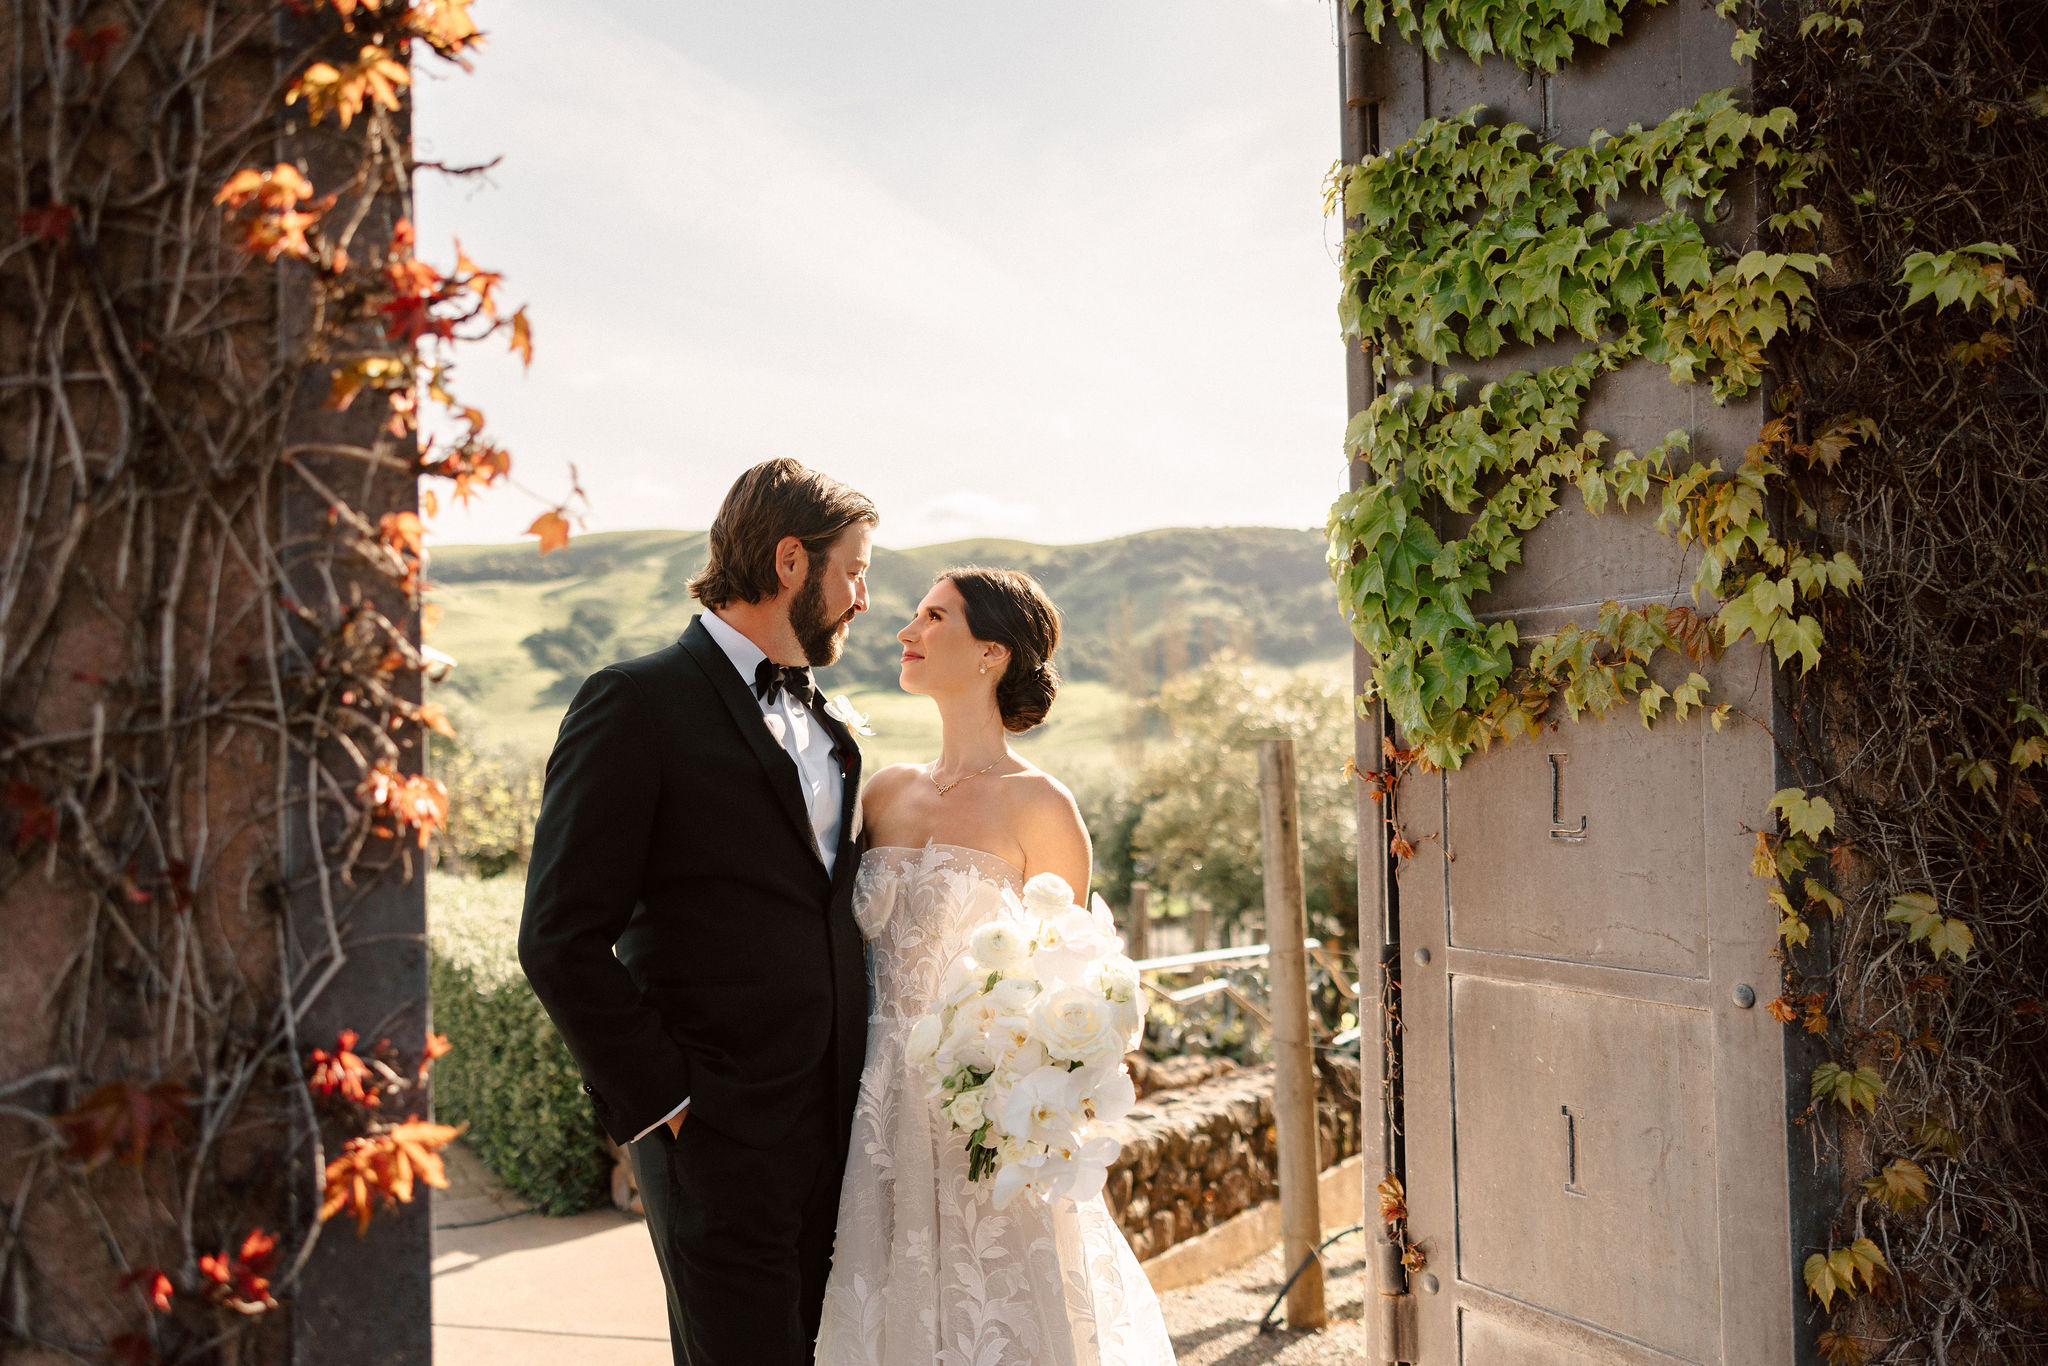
top-left (930, 755), bottom-right (1004, 798)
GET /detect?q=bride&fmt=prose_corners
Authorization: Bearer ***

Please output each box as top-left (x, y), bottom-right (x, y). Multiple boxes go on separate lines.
top-left (814, 566), bottom-right (1175, 1366)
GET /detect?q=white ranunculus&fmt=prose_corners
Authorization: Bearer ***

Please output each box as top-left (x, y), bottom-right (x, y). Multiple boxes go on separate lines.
top-left (987, 976), bottom-right (1040, 1013)
top-left (1030, 984), bottom-right (1129, 1067)
top-left (906, 1013), bottom-right (943, 1069)
top-left (1001, 1065), bottom-right (1082, 1146)
top-left (1074, 1062), bottom-right (1137, 1126)
top-left (1021, 873), bottom-right (1075, 914)
top-left (947, 1087), bottom-right (986, 1131)
top-left (968, 919), bottom-right (1031, 972)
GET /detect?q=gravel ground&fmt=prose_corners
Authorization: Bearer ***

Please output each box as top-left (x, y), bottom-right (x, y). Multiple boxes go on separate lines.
top-left (1158, 1228), bottom-right (1374, 1365)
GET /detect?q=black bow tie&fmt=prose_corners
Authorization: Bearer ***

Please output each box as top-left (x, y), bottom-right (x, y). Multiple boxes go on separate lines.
top-left (754, 658), bottom-right (816, 709)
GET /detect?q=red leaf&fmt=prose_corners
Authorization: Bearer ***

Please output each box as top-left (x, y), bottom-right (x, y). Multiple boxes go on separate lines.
top-left (63, 23), bottom-right (126, 67)
top-left (18, 203), bottom-right (74, 242)
top-left (119, 1266), bottom-right (174, 1313)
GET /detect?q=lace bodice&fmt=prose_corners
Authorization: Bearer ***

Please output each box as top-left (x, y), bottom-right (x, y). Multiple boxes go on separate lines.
top-left (854, 843), bottom-right (1024, 1024)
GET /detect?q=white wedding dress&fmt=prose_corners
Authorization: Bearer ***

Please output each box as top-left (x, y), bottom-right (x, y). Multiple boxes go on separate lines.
top-left (814, 842), bottom-right (1176, 1366)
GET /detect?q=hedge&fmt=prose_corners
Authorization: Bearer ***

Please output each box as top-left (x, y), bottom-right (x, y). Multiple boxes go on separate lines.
top-left (429, 876), bottom-right (611, 1214)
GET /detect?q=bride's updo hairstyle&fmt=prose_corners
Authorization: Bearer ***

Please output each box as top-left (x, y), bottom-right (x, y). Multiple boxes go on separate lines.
top-left (942, 566), bottom-right (1061, 733)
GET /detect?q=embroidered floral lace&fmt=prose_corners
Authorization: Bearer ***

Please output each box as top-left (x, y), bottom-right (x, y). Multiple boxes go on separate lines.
top-left (814, 843), bottom-right (1175, 1366)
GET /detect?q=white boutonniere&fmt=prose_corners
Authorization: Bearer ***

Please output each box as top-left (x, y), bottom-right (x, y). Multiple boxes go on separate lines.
top-left (823, 694), bottom-right (874, 736)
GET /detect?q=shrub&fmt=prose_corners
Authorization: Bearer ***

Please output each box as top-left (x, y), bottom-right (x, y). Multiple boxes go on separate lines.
top-left (429, 699), bottom-right (544, 878)
top-left (429, 875), bottom-right (610, 1214)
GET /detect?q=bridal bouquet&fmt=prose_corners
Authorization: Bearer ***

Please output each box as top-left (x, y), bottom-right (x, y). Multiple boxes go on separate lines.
top-left (907, 873), bottom-right (1148, 1208)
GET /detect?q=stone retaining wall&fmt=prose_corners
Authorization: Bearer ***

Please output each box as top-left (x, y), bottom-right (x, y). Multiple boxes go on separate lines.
top-left (1102, 1054), bottom-right (1363, 1262)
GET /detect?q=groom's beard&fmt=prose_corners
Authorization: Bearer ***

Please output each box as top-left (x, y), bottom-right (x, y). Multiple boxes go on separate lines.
top-left (790, 562), bottom-right (856, 667)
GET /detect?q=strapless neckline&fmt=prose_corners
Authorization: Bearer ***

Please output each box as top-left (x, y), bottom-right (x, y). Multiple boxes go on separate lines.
top-left (861, 840), bottom-right (1025, 881)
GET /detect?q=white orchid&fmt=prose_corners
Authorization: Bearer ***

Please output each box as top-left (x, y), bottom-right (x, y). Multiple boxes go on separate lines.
top-left (1073, 1061), bottom-right (1137, 1127)
top-left (1001, 1064), bottom-right (1082, 1146)
top-left (822, 693), bottom-right (874, 736)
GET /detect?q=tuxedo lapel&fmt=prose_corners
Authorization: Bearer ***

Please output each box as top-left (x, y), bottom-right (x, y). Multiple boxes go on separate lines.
top-left (813, 705), bottom-right (863, 845)
top-left (678, 618), bottom-right (824, 869)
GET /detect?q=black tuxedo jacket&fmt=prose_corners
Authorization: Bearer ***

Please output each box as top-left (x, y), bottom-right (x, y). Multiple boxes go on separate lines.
top-left (518, 616), bottom-right (867, 1149)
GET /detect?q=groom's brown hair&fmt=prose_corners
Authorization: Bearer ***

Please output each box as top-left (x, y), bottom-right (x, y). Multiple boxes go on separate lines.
top-left (688, 458), bottom-right (878, 610)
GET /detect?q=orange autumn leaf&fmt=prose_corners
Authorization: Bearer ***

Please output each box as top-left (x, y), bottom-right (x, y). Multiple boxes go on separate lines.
top-left (526, 509), bottom-right (570, 555)
top-left (356, 762), bottom-right (450, 847)
top-left (416, 702), bottom-right (456, 738)
top-left (405, 0), bottom-right (483, 58)
top-left (379, 510), bottom-right (425, 559)
top-left (320, 1120), bottom-right (462, 1234)
top-left (507, 306), bottom-right (533, 366)
top-left (215, 163), bottom-right (314, 211)
top-left (55, 1081), bottom-right (189, 1169)
top-left (287, 46), bottom-right (410, 128)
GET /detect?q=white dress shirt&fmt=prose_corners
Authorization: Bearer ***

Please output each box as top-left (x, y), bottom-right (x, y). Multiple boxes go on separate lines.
top-left (634, 611), bottom-right (847, 1142)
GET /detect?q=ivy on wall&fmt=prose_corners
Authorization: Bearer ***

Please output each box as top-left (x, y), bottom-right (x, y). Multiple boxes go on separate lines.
top-left (1350, 0), bottom-right (1668, 73)
top-left (1336, 2), bottom-right (2045, 1361)
top-left (1327, 88), bottom-right (1844, 768)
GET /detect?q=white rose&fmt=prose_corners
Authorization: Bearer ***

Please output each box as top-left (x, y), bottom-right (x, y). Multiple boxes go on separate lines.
top-left (947, 1087), bottom-right (986, 1131)
top-left (906, 1013), bottom-right (943, 1070)
top-left (968, 920), bottom-right (1031, 972)
top-left (997, 1131), bottom-right (1037, 1165)
top-left (1021, 872), bottom-right (1075, 914)
top-left (1029, 985), bottom-right (1129, 1066)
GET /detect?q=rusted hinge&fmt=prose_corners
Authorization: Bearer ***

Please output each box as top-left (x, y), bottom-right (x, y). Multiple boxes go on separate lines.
top-left (1373, 1238), bottom-right (1419, 1362)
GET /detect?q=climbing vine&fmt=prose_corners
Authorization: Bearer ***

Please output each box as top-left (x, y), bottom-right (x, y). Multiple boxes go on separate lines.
top-left (0, 1), bottom-right (565, 1359)
top-left (1335, 0), bottom-right (2044, 1361)
top-left (1327, 87), bottom-right (1847, 768)
top-left (1350, 0), bottom-right (1668, 73)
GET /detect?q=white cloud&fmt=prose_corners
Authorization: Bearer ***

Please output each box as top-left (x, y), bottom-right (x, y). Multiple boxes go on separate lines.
top-left (413, 0), bottom-right (1344, 549)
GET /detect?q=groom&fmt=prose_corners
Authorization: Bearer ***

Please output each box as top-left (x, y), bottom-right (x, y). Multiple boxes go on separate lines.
top-left (519, 458), bottom-right (875, 1365)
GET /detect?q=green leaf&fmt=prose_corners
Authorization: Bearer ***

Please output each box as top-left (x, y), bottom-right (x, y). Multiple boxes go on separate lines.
top-left (1769, 788), bottom-right (1836, 840)
top-left (1811, 1061), bottom-right (1885, 1113)
top-left (1863, 1158), bottom-right (1929, 1213)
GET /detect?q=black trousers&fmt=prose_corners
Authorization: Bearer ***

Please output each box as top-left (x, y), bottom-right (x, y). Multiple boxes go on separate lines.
top-left (628, 1076), bottom-right (846, 1366)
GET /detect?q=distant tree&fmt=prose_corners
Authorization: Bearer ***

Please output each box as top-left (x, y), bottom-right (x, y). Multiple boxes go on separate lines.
top-left (1131, 657), bottom-right (1358, 947)
top-left (520, 602), bottom-right (621, 703)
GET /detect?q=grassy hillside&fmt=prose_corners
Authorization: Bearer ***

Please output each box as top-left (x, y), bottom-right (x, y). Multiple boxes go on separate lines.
top-left (427, 525), bottom-right (1348, 774)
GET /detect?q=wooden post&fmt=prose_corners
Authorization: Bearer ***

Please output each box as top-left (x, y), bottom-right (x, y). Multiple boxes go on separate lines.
top-left (1127, 880), bottom-right (1151, 961)
top-left (1259, 737), bottom-right (1326, 1329)
top-left (1191, 895), bottom-right (1212, 952)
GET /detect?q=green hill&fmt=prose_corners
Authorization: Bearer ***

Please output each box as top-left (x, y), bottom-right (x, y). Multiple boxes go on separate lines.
top-left (427, 525), bottom-right (1350, 771)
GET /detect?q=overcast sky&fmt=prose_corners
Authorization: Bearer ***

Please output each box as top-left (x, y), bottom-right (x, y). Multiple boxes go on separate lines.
top-left (414, 0), bottom-right (1347, 548)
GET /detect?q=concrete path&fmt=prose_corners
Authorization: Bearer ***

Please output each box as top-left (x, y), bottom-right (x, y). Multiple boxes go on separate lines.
top-left (431, 1142), bottom-right (1371, 1365)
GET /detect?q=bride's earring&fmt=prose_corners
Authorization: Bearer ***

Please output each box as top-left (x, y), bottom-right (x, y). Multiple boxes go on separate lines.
top-left (979, 662), bottom-right (988, 675)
